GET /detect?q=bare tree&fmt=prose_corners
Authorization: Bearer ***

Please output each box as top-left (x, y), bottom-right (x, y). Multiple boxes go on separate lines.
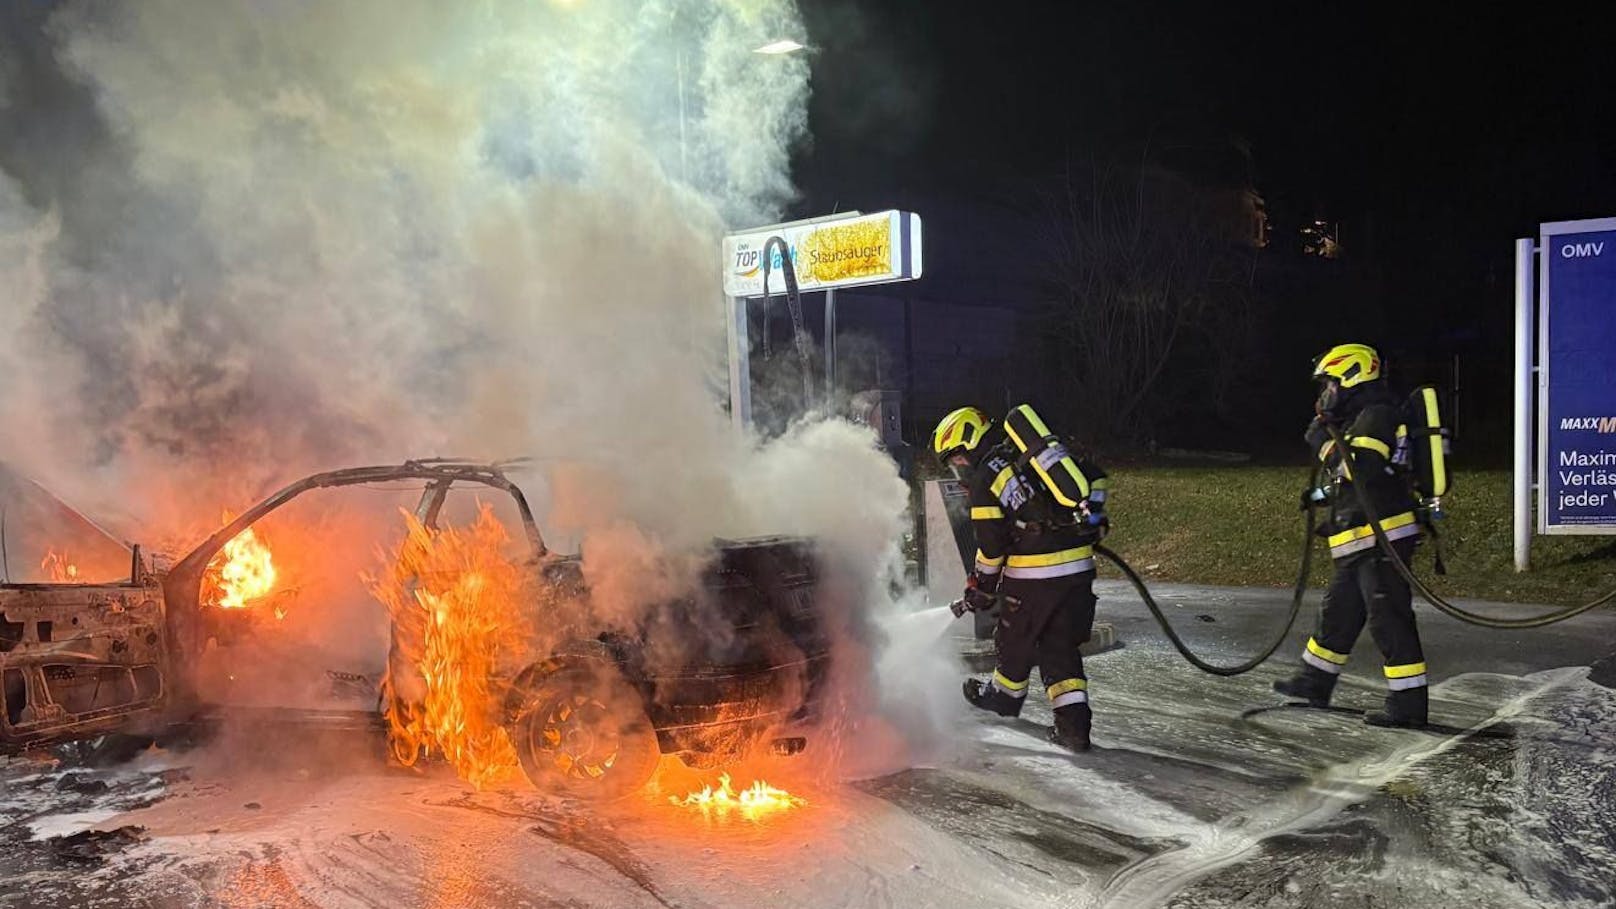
top-left (1026, 158), bottom-right (1260, 447)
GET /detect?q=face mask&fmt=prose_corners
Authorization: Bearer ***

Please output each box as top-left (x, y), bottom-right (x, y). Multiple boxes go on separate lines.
top-left (1315, 379), bottom-right (1342, 420)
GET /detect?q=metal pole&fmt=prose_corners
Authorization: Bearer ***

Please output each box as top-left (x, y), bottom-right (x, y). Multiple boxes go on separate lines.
top-left (1513, 237), bottom-right (1535, 571)
top-left (728, 295), bottom-right (751, 433)
top-left (823, 289), bottom-right (837, 410)
top-left (676, 49), bottom-right (688, 183)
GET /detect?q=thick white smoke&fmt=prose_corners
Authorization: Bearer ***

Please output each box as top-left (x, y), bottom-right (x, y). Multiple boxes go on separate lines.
top-left (1, 1), bottom-right (944, 771)
top-left (4, 0), bottom-right (814, 529)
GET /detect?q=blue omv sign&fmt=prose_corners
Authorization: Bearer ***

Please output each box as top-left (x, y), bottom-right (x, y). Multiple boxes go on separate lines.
top-left (1540, 217), bottom-right (1616, 533)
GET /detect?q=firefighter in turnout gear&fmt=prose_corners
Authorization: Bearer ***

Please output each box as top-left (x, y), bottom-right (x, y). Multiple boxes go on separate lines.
top-left (932, 405), bottom-right (1111, 752)
top-left (1274, 343), bottom-right (1430, 727)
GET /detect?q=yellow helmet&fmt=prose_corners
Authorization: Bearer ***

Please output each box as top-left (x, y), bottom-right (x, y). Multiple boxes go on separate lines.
top-left (1313, 343), bottom-right (1381, 388)
top-left (932, 406), bottom-right (993, 461)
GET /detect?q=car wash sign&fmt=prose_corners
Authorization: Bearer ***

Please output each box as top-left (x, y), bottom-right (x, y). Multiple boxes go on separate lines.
top-left (1540, 217), bottom-right (1616, 533)
top-left (722, 210), bottom-right (923, 298)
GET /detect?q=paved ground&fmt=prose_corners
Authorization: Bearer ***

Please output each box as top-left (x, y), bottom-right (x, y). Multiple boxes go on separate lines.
top-left (2, 583), bottom-right (1613, 908)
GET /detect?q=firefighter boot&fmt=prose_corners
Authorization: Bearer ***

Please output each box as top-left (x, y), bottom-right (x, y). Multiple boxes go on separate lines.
top-left (962, 678), bottom-right (1023, 717)
top-left (1048, 703), bottom-right (1092, 753)
top-left (1272, 664), bottom-right (1339, 708)
top-left (1365, 686), bottom-right (1428, 728)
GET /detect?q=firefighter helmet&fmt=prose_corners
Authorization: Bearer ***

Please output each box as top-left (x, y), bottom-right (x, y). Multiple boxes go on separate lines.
top-left (1313, 343), bottom-right (1381, 388)
top-left (932, 406), bottom-right (993, 462)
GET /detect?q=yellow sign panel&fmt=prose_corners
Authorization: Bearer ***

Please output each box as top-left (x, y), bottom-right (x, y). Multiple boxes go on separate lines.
top-left (799, 219), bottom-right (892, 285)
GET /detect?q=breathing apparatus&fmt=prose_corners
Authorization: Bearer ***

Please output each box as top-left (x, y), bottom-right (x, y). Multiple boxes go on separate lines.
top-left (1075, 346), bottom-right (1612, 678)
top-left (1329, 423), bottom-right (1616, 629)
top-left (934, 404), bottom-right (1317, 677)
top-left (1306, 341), bottom-right (1610, 628)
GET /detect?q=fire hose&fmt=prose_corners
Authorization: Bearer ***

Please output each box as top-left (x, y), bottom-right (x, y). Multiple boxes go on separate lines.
top-left (951, 465), bottom-right (1325, 677)
top-left (1326, 424), bottom-right (1616, 629)
top-left (947, 429), bottom-right (1613, 677)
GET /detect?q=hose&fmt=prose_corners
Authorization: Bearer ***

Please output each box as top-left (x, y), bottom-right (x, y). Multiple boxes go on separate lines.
top-left (760, 235), bottom-right (814, 406)
top-left (1087, 466), bottom-right (1323, 677)
top-left (1328, 425), bottom-right (1616, 629)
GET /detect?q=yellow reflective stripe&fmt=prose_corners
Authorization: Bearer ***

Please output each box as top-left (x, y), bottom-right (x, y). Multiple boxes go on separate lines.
top-left (1005, 546), bottom-right (1094, 568)
top-left (1306, 637), bottom-right (1350, 666)
top-left (1423, 387), bottom-right (1447, 496)
top-left (1091, 477), bottom-right (1110, 491)
top-left (992, 670), bottom-right (1029, 691)
top-left (1350, 436), bottom-right (1391, 459)
top-left (975, 550), bottom-right (1005, 567)
top-left (1046, 678), bottom-right (1087, 699)
top-left (1396, 424), bottom-right (1408, 439)
top-left (1326, 511), bottom-right (1417, 548)
top-left (1035, 456), bottom-right (1089, 506)
top-left (1004, 418), bottom-right (1029, 453)
top-left (990, 466), bottom-right (1015, 496)
top-left (1384, 662), bottom-right (1428, 680)
top-left (1318, 439), bottom-right (1337, 462)
top-left (971, 506), bottom-right (1005, 520)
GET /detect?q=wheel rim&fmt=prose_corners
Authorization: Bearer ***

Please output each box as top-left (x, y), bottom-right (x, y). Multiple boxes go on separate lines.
top-left (533, 693), bottom-right (622, 780)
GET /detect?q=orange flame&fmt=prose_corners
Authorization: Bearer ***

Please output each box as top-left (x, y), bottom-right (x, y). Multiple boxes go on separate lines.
top-left (204, 520), bottom-right (278, 609)
top-left (369, 504), bottom-right (523, 789)
top-left (40, 548), bottom-right (80, 583)
top-left (673, 773), bottom-right (805, 821)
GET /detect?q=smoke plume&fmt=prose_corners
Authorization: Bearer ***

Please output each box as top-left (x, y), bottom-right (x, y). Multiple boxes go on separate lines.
top-left (1, 0), bottom-right (943, 774)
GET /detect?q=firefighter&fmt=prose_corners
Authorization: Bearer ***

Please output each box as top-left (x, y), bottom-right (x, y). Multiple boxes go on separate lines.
top-left (931, 406), bottom-right (1110, 752)
top-left (1274, 343), bottom-right (1429, 727)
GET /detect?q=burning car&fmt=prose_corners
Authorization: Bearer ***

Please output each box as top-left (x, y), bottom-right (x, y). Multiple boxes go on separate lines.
top-left (0, 460), bottom-right (834, 800)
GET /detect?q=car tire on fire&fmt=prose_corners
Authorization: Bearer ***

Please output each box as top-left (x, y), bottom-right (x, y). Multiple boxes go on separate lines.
top-left (507, 654), bottom-right (660, 802)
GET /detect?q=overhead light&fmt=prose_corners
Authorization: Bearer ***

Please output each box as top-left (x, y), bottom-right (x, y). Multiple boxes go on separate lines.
top-left (753, 39), bottom-right (805, 55)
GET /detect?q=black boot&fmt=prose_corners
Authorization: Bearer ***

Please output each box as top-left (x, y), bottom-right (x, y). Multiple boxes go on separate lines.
top-left (1272, 664), bottom-right (1339, 708)
top-left (962, 678), bottom-right (1023, 717)
top-left (1048, 703), bottom-right (1091, 752)
top-left (1365, 686), bottom-right (1428, 728)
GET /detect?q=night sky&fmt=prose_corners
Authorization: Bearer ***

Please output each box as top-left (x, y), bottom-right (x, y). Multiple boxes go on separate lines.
top-left (797, 2), bottom-right (1615, 254)
top-left (785, 2), bottom-right (1615, 453)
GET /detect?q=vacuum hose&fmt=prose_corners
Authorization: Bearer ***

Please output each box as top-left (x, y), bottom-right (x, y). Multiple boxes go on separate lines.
top-left (1328, 424), bottom-right (1616, 629)
top-left (760, 235), bottom-right (814, 407)
top-left (1088, 465), bottom-right (1324, 677)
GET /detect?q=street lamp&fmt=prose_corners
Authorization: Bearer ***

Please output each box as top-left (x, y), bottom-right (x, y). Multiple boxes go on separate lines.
top-left (675, 37), bottom-right (804, 182)
top-left (753, 39), bottom-right (806, 55)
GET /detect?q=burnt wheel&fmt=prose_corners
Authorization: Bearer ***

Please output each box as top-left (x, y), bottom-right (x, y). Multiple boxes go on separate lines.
top-left (510, 661), bottom-right (659, 801)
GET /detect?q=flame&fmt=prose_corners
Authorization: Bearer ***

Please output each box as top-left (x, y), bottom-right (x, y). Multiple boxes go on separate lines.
top-left (369, 504), bottom-right (523, 789)
top-left (673, 773), bottom-right (805, 821)
top-left (40, 548), bottom-right (81, 583)
top-left (204, 520), bottom-right (278, 609)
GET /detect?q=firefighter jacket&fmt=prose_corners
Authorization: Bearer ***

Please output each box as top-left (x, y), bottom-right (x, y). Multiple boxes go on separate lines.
top-left (965, 444), bottom-right (1106, 586)
top-left (1307, 390), bottom-right (1421, 560)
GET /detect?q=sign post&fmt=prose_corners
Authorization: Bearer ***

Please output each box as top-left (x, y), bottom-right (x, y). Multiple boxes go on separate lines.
top-left (1537, 217), bottom-right (1616, 537)
top-left (1513, 238), bottom-right (1534, 570)
top-left (721, 210), bottom-right (923, 432)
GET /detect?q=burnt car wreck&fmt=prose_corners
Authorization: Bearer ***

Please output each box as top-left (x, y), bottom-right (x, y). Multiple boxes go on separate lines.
top-left (0, 460), bottom-right (834, 799)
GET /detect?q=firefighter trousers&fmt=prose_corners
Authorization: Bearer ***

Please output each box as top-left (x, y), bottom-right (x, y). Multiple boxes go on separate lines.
top-left (1302, 537), bottom-right (1425, 684)
top-left (986, 571), bottom-right (1097, 714)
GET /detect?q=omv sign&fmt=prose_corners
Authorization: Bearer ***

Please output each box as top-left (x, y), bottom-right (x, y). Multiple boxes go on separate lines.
top-left (1539, 217), bottom-right (1616, 532)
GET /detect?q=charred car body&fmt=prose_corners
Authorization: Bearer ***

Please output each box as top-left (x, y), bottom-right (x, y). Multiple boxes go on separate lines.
top-left (0, 461), bottom-right (834, 799)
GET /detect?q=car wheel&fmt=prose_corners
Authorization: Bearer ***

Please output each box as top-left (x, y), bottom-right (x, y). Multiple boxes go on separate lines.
top-left (509, 660), bottom-right (659, 802)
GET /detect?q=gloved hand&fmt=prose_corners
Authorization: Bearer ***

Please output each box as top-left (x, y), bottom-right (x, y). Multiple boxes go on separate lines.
top-left (1299, 487), bottom-right (1329, 511)
top-left (965, 569), bottom-right (998, 595)
top-left (951, 584), bottom-right (1000, 617)
top-left (963, 585), bottom-right (999, 612)
top-left (1087, 511), bottom-right (1110, 539)
top-left (1304, 417), bottom-right (1331, 450)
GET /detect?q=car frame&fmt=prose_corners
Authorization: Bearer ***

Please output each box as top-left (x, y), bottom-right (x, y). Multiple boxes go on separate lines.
top-left (1, 460), bottom-right (832, 799)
